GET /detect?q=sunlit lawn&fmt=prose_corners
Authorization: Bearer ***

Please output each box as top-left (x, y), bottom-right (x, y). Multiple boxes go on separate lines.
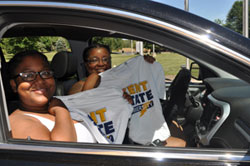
top-left (111, 52), bottom-right (188, 77)
top-left (5, 51), bottom-right (188, 78)
top-left (44, 51), bottom-right (187, 77)
top-left (44, 51), bottom-right (56, 61)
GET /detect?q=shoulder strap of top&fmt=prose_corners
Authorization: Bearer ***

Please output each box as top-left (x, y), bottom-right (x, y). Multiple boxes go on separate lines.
top-left (24, 114), bottom-right (55, 131)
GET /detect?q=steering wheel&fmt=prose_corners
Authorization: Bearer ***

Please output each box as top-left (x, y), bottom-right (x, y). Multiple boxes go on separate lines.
top-left (162, 68), bottom-right (191, 124)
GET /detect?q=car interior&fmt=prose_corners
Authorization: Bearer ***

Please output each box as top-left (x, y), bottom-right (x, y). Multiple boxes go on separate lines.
top-left (1, 23), bottom-right (250, 150)
top-left (50, 51), bottom-right (78, 96)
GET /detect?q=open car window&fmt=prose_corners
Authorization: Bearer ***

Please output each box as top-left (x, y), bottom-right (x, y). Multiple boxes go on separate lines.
top-left (92, 37), bottom-right (194, 82)
top-left (2, 32), bottom-right (248, 149)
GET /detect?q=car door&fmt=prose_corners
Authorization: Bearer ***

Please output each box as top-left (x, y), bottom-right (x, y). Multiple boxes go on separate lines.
top-left (0, 0), bottom-right (249, 166)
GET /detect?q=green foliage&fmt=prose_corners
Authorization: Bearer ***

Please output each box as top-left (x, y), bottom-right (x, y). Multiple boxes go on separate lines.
top-left (1, 37), bottom-right (40, 54)
top-left (121, 39), bottom-right (132, 48)
top-left (39, 36), bottom-right (58, 52)
top-left (214, 19), bottom-right (225, 26)
top-left (223, 0), bottom-right (250, 35)
top-left (225, 1), bottom-right (244, 34)
top-left (92, 37), bottom-right (123, 51)
top-left (143, 42), bottom-right (152, 49)
top-left (92, 37), bottom-right (166, 53)
top-left (143, 42), bottom-right (165, 53)
top-left (55, 37), bottom-right (67, 52)
top-left (0, 36), bottom-right (70, 54)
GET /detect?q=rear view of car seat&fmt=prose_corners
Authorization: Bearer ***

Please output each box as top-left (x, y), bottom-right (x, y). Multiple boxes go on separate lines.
top-left (50, 51), bottom-right (78, 96)
top-left (0, 48), bottom-right (19, 114)
top-left (162, 68), bottom-right (191, 124)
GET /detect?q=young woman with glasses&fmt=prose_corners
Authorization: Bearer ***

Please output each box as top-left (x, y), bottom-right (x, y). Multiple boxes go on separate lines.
top-left (68, 44), bottom-right (154, 100)
top-left (8, 50), bottom-right (96, 142)
top-left (68, 44), bottom-right (112, 94)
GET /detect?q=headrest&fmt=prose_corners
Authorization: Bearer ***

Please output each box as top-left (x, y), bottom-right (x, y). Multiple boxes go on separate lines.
top-left (50, 51), bottom-right (77, 79)
top-left (1, 48), bottom-right (18, 102)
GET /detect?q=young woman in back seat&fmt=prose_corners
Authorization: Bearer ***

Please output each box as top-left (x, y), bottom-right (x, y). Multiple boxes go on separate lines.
top-left (8, 50), bottom-right (96, 142)
top-left (68, 44), bottom-right (112, 94)
top-left (68, 44), bottom-right (153, 101)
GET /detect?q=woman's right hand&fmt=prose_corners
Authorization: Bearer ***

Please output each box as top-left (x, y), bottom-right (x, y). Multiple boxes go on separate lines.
top-left (48, 97), bottom-right (67, 115)
top-left (82, 73), bottom-right (101, 91)
top-left (123, 90), bottom-right (133, 104)
top-left (144, 54), bottom-right (155, 64)
top-left (48, 98), bottom-right (77, 142)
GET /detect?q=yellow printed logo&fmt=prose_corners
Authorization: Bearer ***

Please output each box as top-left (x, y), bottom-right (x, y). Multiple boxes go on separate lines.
top-left (124, 80), bottom-right (154, 117)
top-left (89, 108), bottom-right (106, 123)
top-left (89, 108), bottom-right (115, 142)
top-left (140, 101), bottom-right (152, 117)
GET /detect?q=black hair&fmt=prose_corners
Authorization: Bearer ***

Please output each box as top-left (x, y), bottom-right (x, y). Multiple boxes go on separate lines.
top-left (8, 50), bottom-right (49, 78)
top-left (82, 44), bottom-right (111, 62)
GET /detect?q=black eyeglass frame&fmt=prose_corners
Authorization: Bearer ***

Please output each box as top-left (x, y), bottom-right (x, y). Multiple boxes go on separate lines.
top-left (13, 70), bottom-right (54, 82)
top-left (87, 57), bottom-right (111, 64)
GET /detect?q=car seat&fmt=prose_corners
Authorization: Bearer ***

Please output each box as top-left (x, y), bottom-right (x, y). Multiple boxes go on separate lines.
top-left (0, 49), bottom-right (19, 114)
top-left (50, 51), bottom-right (78, 96)
top-left (162, 68), bottom-right (191, 124)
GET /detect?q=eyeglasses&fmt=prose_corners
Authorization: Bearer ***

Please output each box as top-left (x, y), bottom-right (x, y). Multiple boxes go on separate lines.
top-left (87, 57), bottom-right (111, 65)
top-left (13, 70), bottom-right (54, 82)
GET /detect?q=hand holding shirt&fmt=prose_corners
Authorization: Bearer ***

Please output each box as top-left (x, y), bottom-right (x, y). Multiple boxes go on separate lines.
top-left (57, 56), bottom-right (170, 144)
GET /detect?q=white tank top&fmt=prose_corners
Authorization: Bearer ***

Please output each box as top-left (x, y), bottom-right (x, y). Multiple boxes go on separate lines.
top-left (24, 114), bottom-right (96, 143)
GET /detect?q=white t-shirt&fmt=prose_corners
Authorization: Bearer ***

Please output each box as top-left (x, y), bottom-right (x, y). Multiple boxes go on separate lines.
top-left (56, 87), bottom-right (133, 144)
top-left (99, 56), bottom-right (170, 145)
top-left (24, 113), bottom-right (96, 143)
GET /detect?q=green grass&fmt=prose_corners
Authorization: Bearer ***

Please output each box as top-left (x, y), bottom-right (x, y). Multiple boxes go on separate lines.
top-left (4, 51), bottom-right (188, 79)
top-left (44, 51), bottom-right (56, 61)
top-left (155, 52), bottom-right (187, 75)
top-left (111, 54), bottom-right (137, 67)
top-left (4, 54), bottom-right (14, 62)
top-left (111, 52), bottom-right (188, 76)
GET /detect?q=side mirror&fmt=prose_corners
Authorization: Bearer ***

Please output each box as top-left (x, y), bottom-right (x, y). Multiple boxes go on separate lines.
top-left (190, 62), bottom-right (201, 80)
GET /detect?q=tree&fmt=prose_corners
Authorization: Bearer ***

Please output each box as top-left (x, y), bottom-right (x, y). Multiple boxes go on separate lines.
top-left (214, 19), bottom-right (224, 26)
top-left (39, 36), bottom-right (58, 52)
top-left (55, 37), bottom-right (67, 52)
top-left (0, 36), bottom-right (70, 54)
top-left (0, 37), bottom-right (40, 54)
top-left (224, 0), bottom-right (250, 35)
top-left (92, 37), bottom-right (123, 51)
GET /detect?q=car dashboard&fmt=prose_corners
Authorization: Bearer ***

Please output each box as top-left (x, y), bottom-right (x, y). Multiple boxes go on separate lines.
top-left (195, 78), bottom-right (250, 148)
